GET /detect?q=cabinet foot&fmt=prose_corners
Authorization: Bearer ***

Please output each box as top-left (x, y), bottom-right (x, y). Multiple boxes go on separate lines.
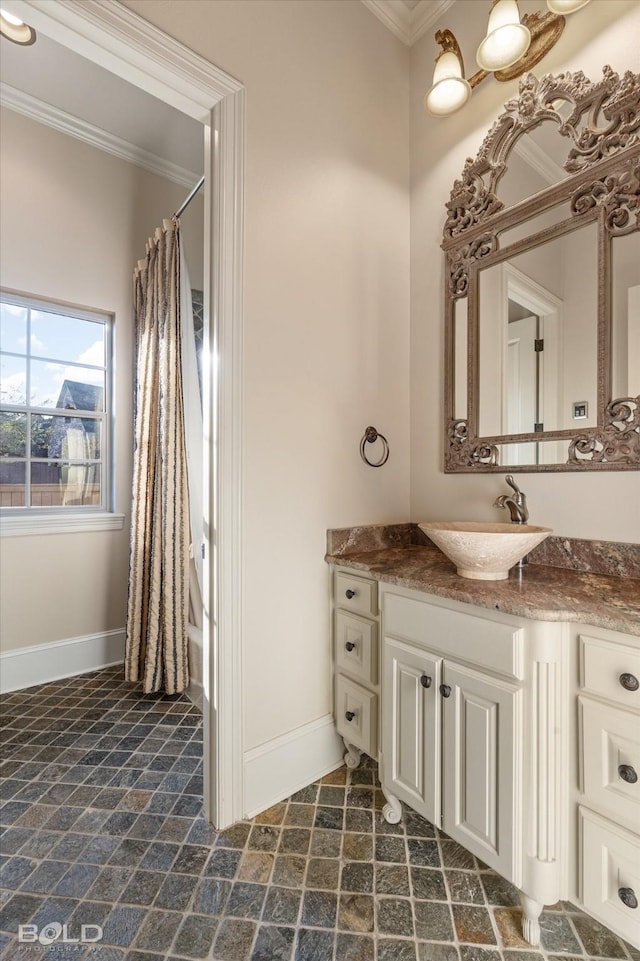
top-left (382, 789), bottom-right (402, 824)
top-left (519, 893), bottom-right (543, 946)
top-left (342, 740), bottom-right (361, 770)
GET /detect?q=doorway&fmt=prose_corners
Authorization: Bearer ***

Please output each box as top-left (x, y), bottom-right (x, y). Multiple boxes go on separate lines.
top-left (8, 0), bottom-right (245, 829)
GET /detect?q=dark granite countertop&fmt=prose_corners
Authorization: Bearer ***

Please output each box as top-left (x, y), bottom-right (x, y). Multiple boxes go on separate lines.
top-left (325, 537), bottom-right (640, 637)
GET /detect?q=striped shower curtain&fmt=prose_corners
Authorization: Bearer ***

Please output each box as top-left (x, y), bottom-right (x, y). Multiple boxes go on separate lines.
top-left (125, 218), bottom-right (190, 694)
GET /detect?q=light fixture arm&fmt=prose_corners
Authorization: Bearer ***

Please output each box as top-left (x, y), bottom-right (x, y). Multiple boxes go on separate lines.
top-left (434, 29), bottom-right (464, 65)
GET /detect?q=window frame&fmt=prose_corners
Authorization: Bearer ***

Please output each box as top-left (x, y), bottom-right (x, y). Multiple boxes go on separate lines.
top-left (0, 288), bottom-right (123, 534)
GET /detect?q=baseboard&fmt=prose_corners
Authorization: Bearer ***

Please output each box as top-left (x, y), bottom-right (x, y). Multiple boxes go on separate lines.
top-left (0, 629), bottom-right (125, 693)
top-left (186, 625), bottom-right (203, 710)
top-left (244, 713), bottom-right (344, 818)
top-left (187, 677), bottom-right (203, 711)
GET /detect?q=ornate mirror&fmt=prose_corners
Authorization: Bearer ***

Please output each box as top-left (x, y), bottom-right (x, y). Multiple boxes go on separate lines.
top-left (443, 67), bottom-right (640, 472)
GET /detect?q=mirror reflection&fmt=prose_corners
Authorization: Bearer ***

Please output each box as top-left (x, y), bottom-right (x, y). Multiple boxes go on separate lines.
top-left (478, 221), bottom-right (598, 444)
top-left (499, 121), bottom-right (569, 208)
top-left (454, 298), bottom-right (468, 421)
top-left (611, 232), bottom-right (640, 400)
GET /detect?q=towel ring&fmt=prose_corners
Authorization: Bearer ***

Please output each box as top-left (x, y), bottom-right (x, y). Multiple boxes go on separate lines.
top-left (360, 426), bottom-right (390, 468)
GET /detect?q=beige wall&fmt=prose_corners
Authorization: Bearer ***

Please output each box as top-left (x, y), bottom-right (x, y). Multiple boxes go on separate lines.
top-left (410, 0), bottom-right (640, 542)
top-left (120, 0), bottom-right (411, 750)
top-left (0, 107), bottom-right (204, 652)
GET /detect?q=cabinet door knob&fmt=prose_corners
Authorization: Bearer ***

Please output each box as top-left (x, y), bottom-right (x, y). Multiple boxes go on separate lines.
top-left (345, 710), bottom-right (356, 722)
top-left (619, 764), bottom-right (638, 784)
top-left (420, 675), bottom-right (432, 689)
top-left (618, 887), bottom-right (638, 909)
top-left (345, 641), bottom-right (356, 652)
top-left (619, 672), bottom-right (639, 692)
top-left (440, 684), bottom-right (451, 698)
top-left (345, 589), bottom-right (356, 599)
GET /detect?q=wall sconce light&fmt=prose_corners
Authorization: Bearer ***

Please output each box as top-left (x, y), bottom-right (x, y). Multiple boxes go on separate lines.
top-left (424, 0), bottom-right (591, 116)
top-left (0, 8), bottom-right (36, 45)
top-left (476, 0), bottom-right (531, 72)
top-left (424, 31), bottom-right (472, 116)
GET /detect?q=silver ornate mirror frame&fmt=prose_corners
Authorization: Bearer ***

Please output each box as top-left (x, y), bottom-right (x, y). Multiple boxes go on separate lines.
top-left (442, 67), bottom-right (640, 472)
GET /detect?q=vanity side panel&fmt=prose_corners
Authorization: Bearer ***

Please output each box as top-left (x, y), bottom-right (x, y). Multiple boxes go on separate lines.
top-left (521, 619), bottom-right (569, 907)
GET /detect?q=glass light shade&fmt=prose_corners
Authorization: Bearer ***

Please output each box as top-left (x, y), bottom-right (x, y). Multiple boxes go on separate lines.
top-left (547, 0), bottom-right (591, 12)
top-left (0, 8), bottom-right (36, 44)
top-left (476, 0), bottom-right (531, 72)
top-left (424, 51), bottom-right (471, 116)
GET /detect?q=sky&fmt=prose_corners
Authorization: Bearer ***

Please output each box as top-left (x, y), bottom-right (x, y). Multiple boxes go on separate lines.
top-left (0, 301), bottom-right (105, 410)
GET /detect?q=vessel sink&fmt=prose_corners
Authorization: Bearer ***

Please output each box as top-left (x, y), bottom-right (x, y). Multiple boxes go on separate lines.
top-left (419, 521), bottom-right (553, 580)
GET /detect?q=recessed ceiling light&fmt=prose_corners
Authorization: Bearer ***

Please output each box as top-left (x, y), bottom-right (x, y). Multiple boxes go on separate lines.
top-left (0, 8), bottom-right (36, 45)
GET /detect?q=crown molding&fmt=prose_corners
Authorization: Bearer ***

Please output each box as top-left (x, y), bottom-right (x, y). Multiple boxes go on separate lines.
top-left (0, 83), bottom-right (199, 189)
top-left (513, 135), bottom-right (566, 187)
top-left (361, 0), bottom-right (456, 46)
top-left (411, 0), bottom-right (457, 45)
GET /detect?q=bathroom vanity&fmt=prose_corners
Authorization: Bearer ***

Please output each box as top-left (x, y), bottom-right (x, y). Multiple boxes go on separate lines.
top-left (327, 526), bottom-right (640, 949)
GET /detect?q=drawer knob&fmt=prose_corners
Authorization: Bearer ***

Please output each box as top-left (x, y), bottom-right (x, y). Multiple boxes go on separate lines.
top-left (619, 672), bottom-right (639, 692)
top-left (618, 887), bottom-right (638, 909)
top-left (420, 675), bottom-right (432, 689)
top-left (440, 684), bottom-right (452, 698)
top-left (345, 711), bottom-right (356, 722)
top-left (345, 589), bottom-right (356, 599)
top-left (345, 641), bottom-right (356, 652)
top-left (619, 764), bottom-right (638, 784)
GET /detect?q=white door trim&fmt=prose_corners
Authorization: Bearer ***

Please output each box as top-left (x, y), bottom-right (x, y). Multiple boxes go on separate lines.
top-left (13, 0), bottom-right (245, 829)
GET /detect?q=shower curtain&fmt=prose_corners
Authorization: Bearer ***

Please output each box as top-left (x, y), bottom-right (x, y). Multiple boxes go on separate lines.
top-left (125, 218), bottom-right (201, 694)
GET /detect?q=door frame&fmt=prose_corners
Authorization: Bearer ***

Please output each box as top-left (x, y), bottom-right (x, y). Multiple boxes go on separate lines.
top-left (12, 0), bottom-right (245, 828)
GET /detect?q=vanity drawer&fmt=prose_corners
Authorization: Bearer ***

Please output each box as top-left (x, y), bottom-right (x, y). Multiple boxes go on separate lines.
top-left (383, 590), bottom-right (525, 680)
top-left (335, 674), bottom-right (377, 758)
top-left (580, 633), bottom-right (640, 707)
top-left (579, 806), bottom-right (640, 948)
top-left (579, 697), bottom-right (640, 828)
top-left (335, 611), bottom-right (378, 686)
top-left (335, 572), bottom-right (378, 617)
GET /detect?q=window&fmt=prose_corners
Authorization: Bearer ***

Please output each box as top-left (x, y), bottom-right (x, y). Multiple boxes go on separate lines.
top-left (0, 291), bottom-right (114, 521)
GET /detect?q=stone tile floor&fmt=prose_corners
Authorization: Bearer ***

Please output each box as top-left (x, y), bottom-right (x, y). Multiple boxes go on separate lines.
top-left (1, 667), bottom-right (638, 961)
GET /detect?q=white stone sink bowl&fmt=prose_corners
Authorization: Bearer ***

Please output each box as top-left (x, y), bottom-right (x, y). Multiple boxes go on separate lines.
top-left (419, 521), bottom-right (553, 580)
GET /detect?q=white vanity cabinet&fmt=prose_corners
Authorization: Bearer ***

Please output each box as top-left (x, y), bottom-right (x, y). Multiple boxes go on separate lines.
top-left (329, 564), bottom-right (640, 949)
top-left (573, 624), bottom-right (640, 946)
top-left (381, 600), bottom-right (523, 885)
top-left (379, 584), bottom-right (565, 945)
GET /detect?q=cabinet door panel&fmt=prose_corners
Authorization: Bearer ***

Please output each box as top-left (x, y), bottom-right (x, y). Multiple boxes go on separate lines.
top-left (443, 662), bottom-right (522, 884)
top-left (382, 636), bottom-right (441, 825)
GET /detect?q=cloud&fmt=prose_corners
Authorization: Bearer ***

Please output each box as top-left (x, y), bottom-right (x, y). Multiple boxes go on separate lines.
top-left (17, 334), bottom-right (47, 352)
top-left (77, 340), bottom-right (104, 368)
top-left (0, 370), bottom-right (27, 404)
top-left (0, 303), bottom-right (24, 319)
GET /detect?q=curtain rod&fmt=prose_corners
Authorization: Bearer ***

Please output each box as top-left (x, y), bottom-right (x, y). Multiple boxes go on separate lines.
top-left (174, 175), bottom-right (205, 219)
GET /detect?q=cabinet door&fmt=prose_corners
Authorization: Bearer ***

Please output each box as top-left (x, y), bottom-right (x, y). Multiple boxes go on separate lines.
top-left (442, 662), bottom-right (522, 884)
top-left (382, 636), bottom-right (442, 826)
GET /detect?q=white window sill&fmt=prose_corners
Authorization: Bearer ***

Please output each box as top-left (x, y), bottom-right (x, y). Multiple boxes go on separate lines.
top-left (0, 512), bottom-right (126, 537)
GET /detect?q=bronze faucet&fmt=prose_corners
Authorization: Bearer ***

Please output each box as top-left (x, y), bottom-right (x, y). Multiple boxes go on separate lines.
top-left (494, 475), bottom-right (529, 525)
